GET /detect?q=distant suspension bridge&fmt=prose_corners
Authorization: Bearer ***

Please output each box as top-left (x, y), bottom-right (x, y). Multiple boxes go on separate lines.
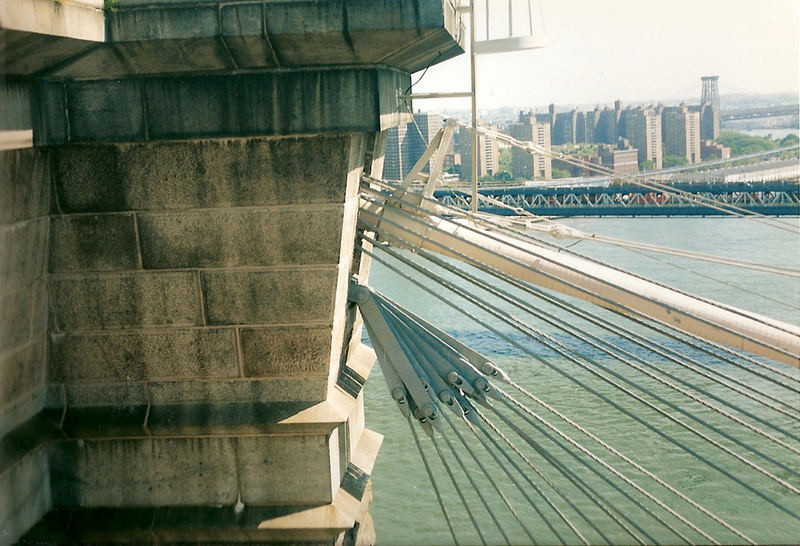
top-left (435, 180), bottom-right (800, 217)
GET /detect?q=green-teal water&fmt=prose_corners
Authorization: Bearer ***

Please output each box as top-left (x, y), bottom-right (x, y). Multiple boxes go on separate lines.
top-left (363, 217), bottom-right (800, 545)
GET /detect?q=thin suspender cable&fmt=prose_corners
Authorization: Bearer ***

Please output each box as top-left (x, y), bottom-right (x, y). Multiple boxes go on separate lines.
top-left (468, 407), bottom-right (597, 546)
top-left (430, 432), bottom-right (488, 545)
top-left (469, 401), bottom-right (693, 545)
top-left (471, 398), bottom-right (662, 545)
top-left (437, 428), bottom-right (511, 545)
top-left (459, 411), bottom-right (576, 545)
top-left (407, 413), bottom-right (460, 546)
top-left (437, 409), bottom-right (537, 545)
top-left (359, 240), bottom-right (746, 541)
top-left (496, 388), bottom-right (748, 545)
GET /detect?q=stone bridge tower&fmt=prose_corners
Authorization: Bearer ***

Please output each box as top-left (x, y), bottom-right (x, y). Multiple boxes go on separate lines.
top-left (0, 1), bottom-right (463, 543)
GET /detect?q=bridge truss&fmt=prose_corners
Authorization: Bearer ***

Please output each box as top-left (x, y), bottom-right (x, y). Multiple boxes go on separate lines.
top-left (436, 181), bottom-right (800, 217)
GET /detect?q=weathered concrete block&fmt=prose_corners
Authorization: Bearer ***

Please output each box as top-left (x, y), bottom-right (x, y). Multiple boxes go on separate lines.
top-left (49, 213), bottom-right (139, 272)
top-left (29, 279), bottom-right (48, 339)
top-left (0, 340), bottom-right (45, 410)
top-left (52, 136), bottom-right (357, 213)
top-left (49, 437), bottom-right (238, 507)
top-left (0, 217), bottom-right (48, 290)
top-left (202, 268), bottom-right (338, 325)
top-left (0, 148), bottom-right (50, 226)
top-left (240, 326), bottom-right (331, 378)
top-left (0, 286), bottom-right (33, 350)
top-left (147, 378), bottom-right (328, 405)
top-left (66, 80), bottom-right (145, 143)
top-left (138, 206), bottom-right (343, 269)
top-left (50, 272), bottom-right (202, 330)
top-left (0, 447), bottom-right (51, 546)
top-left (50, 328), bottom-right (238, 382)
top-left (236, 435), bottom-right (333, 504)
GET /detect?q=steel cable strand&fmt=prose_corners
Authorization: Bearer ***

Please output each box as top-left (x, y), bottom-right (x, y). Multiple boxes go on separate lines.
top-left (407, 412), bottom-right (460, 546)
top-left (430, 428), bottom-right (488, 545)
top-left (357, 239), bottom-right (745, 543)
top-left (442, 394), bottom-right (647, 545)
top-left (499, 311), bottom-right (800, 502)
top-left (358, 199), bottom-right (800, 404)
top-left (437, 427), bottom-right (511, 545)
top-left (405, 241), bottom-right (800, 465)
top-left (360, 236), bottom-right (765, 542)
top-left (368, 235), bottom-right (800, 517)
top-left (468, 404), bottom-right (614, 546)
top-left (361, 188), bottom-right (800, 362)
top-left (437, 408), bottom-right (538, 545)
top-left (490, 391), bottom-right (725, 544)
top-left (455, 406), bottom-right (580, 546)
top-left (495, 388), bottom-right (744, 545)
top-left (467, 401), bottom-right (692, 545)
top-left (466, 397), bottom-right (663, 545)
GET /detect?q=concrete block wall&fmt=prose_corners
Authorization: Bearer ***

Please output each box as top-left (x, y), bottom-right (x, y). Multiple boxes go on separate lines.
top-left (44, 134), bottom-right (368, 507)
top-left (0, 148), bottom-right (52, 543)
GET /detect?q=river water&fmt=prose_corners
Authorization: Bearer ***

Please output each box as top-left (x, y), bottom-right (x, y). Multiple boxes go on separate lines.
top-left (363, 216), bottom-right (800, 545)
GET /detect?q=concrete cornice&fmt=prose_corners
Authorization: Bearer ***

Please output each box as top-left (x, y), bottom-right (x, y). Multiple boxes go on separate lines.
top-left (2, 0), bottom-right (465, 78)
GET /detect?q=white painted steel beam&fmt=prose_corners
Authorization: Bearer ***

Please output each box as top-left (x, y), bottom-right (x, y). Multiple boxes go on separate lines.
top-left (362, 199), bottom-right (800, 368)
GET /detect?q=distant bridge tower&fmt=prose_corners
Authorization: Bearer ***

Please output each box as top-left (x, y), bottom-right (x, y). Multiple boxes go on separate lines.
top-left (701, 75), bottom-right (720, 108)
top-left (700, 76), bottom-right (721, 140)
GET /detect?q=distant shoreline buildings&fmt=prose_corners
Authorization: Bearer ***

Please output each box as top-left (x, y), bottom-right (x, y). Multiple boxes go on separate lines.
top-left (384, 77), bottom-right (731, 182)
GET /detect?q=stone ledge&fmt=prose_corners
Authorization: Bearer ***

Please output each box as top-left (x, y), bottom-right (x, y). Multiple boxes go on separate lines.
top-left (3, 0), bottom-right (463, 77)
top-left (33, 68), bottom-right (411, 145)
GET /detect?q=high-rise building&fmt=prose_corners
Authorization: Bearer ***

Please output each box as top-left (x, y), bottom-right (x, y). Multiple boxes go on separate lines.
top-left (575, 110), bottom-right (596, 144)
top-left (459, 120), bottom-right (499, 181)
top-left (700, 103), bottom-right (720, 140)
top-left (551, 104), bottom-right (578, 146)
top-left (594, 104), bottom-right (620, 144)
top-left (383, 122), bottom-right (409, 181)
top-left (509, 112), bottom-right (552, 180)
top-left (662, 104), bottom-right (701, 164)
top-left (406, 111), bottom-right (442, 173)
top-left (382, 111), bottom-right (441, 181)
top-left (622, 106), bottom-right (663, 170)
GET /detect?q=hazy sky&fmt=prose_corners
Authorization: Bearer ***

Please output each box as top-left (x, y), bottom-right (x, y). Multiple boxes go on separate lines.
top-left (412, 0), bottom-right (799, 111)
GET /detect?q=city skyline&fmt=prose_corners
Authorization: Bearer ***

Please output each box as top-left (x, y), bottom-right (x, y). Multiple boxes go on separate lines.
top-left (411, 0), bottom-right (799, 111)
